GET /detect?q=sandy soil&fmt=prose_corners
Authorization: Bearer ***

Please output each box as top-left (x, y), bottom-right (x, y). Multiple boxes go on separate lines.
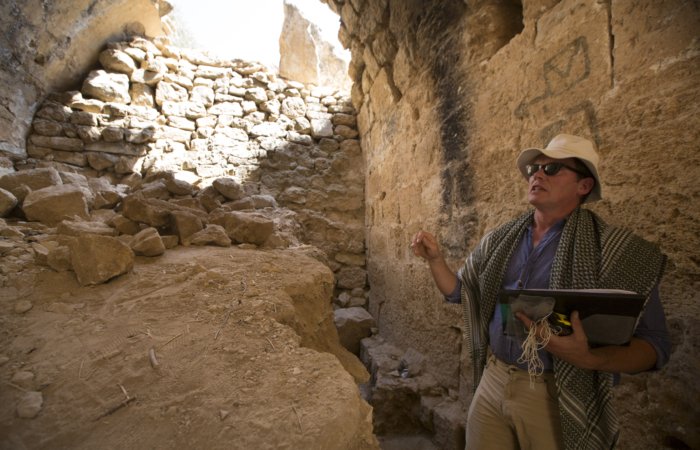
top-left (0, 245), bottom-right (378, 449)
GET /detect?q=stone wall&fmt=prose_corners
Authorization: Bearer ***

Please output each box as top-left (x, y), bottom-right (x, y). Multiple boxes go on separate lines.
top-left (17, 35), bottom-right (367, 296)
top-left (0, 0), bottom-right (172, 160)
top-left (330, 0), bottom-right (700, 447)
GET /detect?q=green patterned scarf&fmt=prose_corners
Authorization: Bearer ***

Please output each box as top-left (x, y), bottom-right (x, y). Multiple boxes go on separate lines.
top-left (458, 206), bottom-right (666, 450)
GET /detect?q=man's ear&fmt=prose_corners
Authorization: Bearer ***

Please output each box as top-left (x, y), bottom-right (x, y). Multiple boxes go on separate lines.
top-left (578, 177), bottom-right (595, 195)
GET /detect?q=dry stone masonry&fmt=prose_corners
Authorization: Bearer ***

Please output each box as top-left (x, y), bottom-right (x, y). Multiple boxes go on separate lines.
top-left (4, 34), bottom-right (367, 299)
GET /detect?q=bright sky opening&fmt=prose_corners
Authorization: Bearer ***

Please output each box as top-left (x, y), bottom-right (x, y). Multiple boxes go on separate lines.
top-left (168, 0), bottom-right (349, 69)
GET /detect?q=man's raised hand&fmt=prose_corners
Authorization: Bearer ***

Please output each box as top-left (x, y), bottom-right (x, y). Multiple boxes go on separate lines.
top-left (411, 231), bottom-right (441, 261)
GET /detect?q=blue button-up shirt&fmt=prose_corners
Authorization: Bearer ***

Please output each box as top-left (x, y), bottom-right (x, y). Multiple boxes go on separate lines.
top-left (446, 218), bottom-right (671, 382)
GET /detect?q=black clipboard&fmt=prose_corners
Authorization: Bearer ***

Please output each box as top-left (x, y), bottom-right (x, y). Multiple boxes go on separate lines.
top-left (498, 289), bottom-right (647, 346)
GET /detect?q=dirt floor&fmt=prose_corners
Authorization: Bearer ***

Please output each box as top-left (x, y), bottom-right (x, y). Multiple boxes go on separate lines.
top-left (0, 245), bottom-right (378, 449)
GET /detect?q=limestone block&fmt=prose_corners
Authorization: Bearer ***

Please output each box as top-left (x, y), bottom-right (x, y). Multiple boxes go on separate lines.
top-left (162, 101), bottom-right (207, 118)
top-left (165, 178), bottom-right (194, 196)
top-left (207, 102), bottom-right (243, 117)
top-left (190, 86), bottom-right (215, 107)
top-left (319, 138), bottom-right (340, 152)
top-left (76, 126), bottom-right (102, 144)
top-left (170, 211), bottom-right (203, 243)
top-left (59, 172), bottom-right (88, 187)
top-left (224, 212), bottom-right (275, 246)
top-left (129, 227), bottom-right (165, 256)
top-left (129, 83), bottom-right (154, 107)
top-left (71, 99), bottom-right (105, 114)
top-left (311, 119), bottom-right (334, 138)
top-left (181, 48), bottom-right (223, 67)
top-left (17, 392), bottom-right (43, 419)
top-left (24, 184), bottom-right (90, 226)
top-left (82, 70), bottom-right (130, 104)
top-left (335, 252), bottom-right (366, 266)
top-left (169, 198), bottom-right (205, 212)
top-left (131, 69), bottom-right (164, 86)
top-left (32, 120), bottom-right (64, 136)
top-left (70, 111), bottom-right (99, 126)
top-left (245, 88), bottom-right (268, 104)
top-left (333, 113), bottom-right (357, 127)
top-left (292, 117), bottom-right (311, 134)
top-left (182, 224), bottom-right (231, 247)
top-left (161, 235), bottom-right (178, 249)
top-left (195, 65), bottom-right (229, 79)
top-left (340, 139), bottom-right (361, 155)
top-left (159, 126), bottom-right (191, 143)
top-left (278, 187), bottom-right (307, 204)
top-left (109, 215), bottom-right (141, 235)
top-left (47, 246), bottom-right (72, 272)
top-left (115, 155), bottom-right (143, 174)
top-left (0, 188), bottom-right (17, 217)
top-left (68, 235), bottom-right (134, 286)
top-left (155, 82), bottom-right (188, 106)
top-left (31, 242), bottom-right (49, 265)
top-left (168, 116), bottom-right (196, 131)
top-left (334, 307), bottom-right (375, 354)
top-left (251, 123), bottom-right (286, 139)
top-left (336, 266), bottom-right (367, 289)
top-left (281, 97), bottom-right (307, 119)
top-left (287, 132), bottom-right (313, 146)
top-left (98, 49), bottom-right (137, 76)
top-left (121, 196), bottom-right (207, 227)
top-left (57, 220), bottom-right (119, 237)
top-left (85, 152), bottom-right (117, 170)
top-left (213, 178), bottom-right (246, 201)
top-left (36, 102), bottom-right (72, 122)
top-left (372, 29), bottom-right (398, 66)
top-left (250, 195), bottom-right (278, 209)
top-left (130, 37), bottom-right (162, 56)
top-left (335, 125), bottom-right (359, 139)
top-left (224, 198), bottom-right (255, 211)
top-left (260, 99), bottom-right (281, 115)
top-left (29, 135), bottom-right (84, 152)
top-left (84, 141), bottom-right (146, 156)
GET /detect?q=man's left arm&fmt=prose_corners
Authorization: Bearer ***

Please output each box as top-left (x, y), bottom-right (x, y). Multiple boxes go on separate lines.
top-left (517, 283), bottom-right (672, 373)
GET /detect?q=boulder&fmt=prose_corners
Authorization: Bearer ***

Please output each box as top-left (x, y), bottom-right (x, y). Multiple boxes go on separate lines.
top-left (129, 83), bottom-right (155, 107)
top-left (47, 247), bottom-right (72, 272)
top-left (199, 195), bottom-right (221, 213)
top-left (224, 212), bottom-right (274, 246)
top-left (334, 307), bottom-right (375, 354)
top-left (182, 224), bottom-right (231, 247)
top-left (87, 152), bottom-right (120, 171)
top-left (0, 188), bottom-right (17, 217)
top-left (82, 70), bottom-right (131, 104)
top-left (129, 227), bottom-right (165, 256)
top-left (161, 235), bottom-right (179, 249)
top-left (169, 198), bottom-right (205, 212)
top-left (0, 168), bottom-right (62, 192)
top-left (23, 184), bottom-right (90, 226)
top-left (336, 266), bottom-right (367, 289)
top-left (58, 172), bottom-right (88, 187)
top-left (250, 195), bottom-right (278, 209)
top-left (224, 198), bottom-right (255, 211)
top-left (165, 178), bottom-right (194, 196)
top-left (29, 135), bottom-right (84, 152)
top-left (212, 178), bottom-right (245, 201)
top-left (170, 211), bottom-right (203, 243)
top-left (98, 49), bottom-right (137, 76)
top-left (335, 252), bottom-right (366, 266)
top-left (31, 243), bottom-right (49, 265)
top-left (109, 215), bottom-right (142, 235)
top-left (68, 235), bottom-right (135, 286)
top-left (121, 196), bottom-right (207, 227)
top-left (57, 220), bottom-right (119, 237)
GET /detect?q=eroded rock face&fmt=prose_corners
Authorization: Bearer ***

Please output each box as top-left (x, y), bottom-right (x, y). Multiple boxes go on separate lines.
top-left (68, 235), bottom-right (135, 286)
top-left (279, 0), bottom-right (351, 90)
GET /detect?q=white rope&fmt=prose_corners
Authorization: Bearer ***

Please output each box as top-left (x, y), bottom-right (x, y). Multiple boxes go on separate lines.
top-left (517, 313), bottom-right (560, 389)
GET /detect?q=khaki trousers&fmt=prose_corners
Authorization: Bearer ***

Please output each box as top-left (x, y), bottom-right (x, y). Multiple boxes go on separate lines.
top-left (465, 354), bottom-right (566, 450)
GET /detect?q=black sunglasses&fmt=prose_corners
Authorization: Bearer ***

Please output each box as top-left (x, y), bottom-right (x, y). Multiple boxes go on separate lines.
top-left (525, 163), bottom-right (587, 177)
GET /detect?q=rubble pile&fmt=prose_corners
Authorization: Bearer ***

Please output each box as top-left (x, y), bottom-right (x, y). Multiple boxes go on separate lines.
top-left (6, 34), bottom-right (366, 298)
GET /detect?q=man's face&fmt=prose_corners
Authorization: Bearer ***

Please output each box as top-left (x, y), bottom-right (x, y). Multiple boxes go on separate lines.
top-left (527, 154), bottom-right (592, 212)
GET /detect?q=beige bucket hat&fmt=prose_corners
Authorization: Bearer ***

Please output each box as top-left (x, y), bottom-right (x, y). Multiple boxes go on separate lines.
top-left (516, 134), bottom-right (602, 203)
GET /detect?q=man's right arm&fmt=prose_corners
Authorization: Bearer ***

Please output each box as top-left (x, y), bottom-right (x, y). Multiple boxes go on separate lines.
top-left (411, 231), bottom-right (457, 296)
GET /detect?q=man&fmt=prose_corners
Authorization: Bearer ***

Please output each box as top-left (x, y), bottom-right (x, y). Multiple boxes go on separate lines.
top-left (411, 134), bottom-right (670, 450)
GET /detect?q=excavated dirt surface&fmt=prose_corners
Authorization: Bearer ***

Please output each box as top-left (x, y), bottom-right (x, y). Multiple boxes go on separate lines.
top-left (0, 246), bottom-right (377, 449)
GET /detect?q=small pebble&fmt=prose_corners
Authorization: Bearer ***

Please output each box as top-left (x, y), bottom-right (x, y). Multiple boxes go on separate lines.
top-left (220, 410), bottom-right (229, 420)
top-left (60, 292), bottom-right (70, 299)
top-left (292, 367), bottom-right (301, 375)
top-left (244, 370), bottom-right (252, 378)
top-left (11, 371), bottom-right (35, 389)
top-left (15, 301), bottom-right (32, 314)
top-left (17, 391), bottom-right (43, 419)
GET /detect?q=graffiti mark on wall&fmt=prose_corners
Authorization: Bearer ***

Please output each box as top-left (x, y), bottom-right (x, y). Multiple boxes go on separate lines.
top-left (539, 100), bottom-right (601, 148)
top-left (515, 37), bottom-right (591, 119)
